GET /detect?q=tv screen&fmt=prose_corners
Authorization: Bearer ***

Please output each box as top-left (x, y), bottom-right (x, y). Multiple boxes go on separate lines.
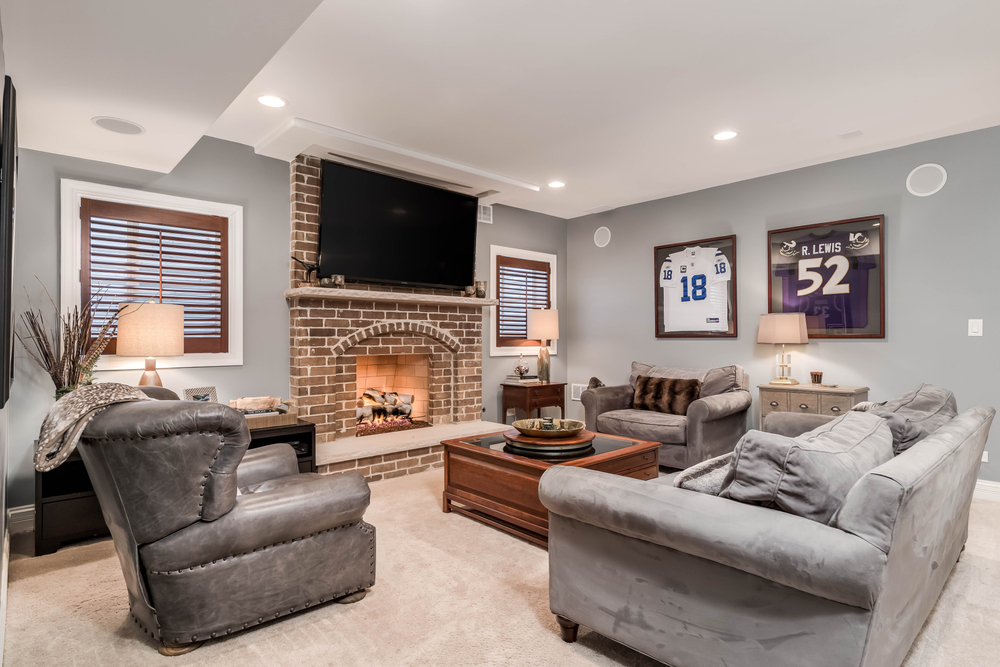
top-left (318, 161), bottom-right (478, 290)
top-left (0, 76), bottom-right (16, 409)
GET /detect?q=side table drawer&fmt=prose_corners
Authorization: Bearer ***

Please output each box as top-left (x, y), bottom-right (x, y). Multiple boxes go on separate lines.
top-left (820, 394), bottom-right (853, 417)
top-left (790, 393), bottom-right (819, 414)
top-left (41, 496), bottom-right (107, 540)
top-left (589, 450), bottom-right (658, 475)
top-left (623, 465), bottom-right (658, 481)
top-left (530, 384), bottom-right (564, 401)
top-left (760, 390), bottom-right (788, 417)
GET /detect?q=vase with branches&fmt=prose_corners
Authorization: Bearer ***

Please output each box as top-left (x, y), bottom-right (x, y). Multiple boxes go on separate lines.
top-left (17, 286), bottom-right (119, 399)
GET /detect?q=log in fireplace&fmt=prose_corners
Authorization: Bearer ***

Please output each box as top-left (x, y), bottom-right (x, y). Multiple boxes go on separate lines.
top-left (356, 388), bottom-right (432, 437)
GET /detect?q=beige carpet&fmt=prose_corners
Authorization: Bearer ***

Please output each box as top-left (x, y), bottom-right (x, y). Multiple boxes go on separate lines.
top-left (4, 470), bottom-right (1000, 666)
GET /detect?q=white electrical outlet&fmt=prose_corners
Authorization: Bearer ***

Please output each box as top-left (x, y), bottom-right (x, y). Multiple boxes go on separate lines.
top-left (983, 451), bottom-right (989, 463)
top-left (571, 383), bottom-right (587, 401)
top-left (969, 319), bottom-right (983, 336)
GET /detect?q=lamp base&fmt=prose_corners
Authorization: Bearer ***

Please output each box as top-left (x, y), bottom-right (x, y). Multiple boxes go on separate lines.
top-left (537, 343), bottom-right (551, 382)
top-left (770, 377), bottom-right (799, 385)
top-left (138, 358), bottom-right (163, 387)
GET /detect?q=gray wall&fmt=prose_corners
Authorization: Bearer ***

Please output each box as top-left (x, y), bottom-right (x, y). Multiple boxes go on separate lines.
top-left (477, 204), bottom-right (568, 423)
top-left (8, 137), bottom-right (291, 506)
top-left (565, 125), bottom-right (1000, 481)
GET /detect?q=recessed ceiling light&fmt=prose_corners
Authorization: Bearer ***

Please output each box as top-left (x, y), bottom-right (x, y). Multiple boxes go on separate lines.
top-left (257, 95), bottom-right (287, 108)
top-left (92, 116), bottom-right (145, 135)
top-left (713, 131), bottom-right (738, 141)
top-left (548, 181), bottom-right (565, 188)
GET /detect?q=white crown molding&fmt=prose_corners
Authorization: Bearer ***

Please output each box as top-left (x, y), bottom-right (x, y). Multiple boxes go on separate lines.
top-left (59, 179), bottom-right (244, 370)
top-left (255, 117), bottom-right (538, 203)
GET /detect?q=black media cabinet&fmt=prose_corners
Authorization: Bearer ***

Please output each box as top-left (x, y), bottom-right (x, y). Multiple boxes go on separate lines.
top-left (34, 419), bottom-right (317, 556)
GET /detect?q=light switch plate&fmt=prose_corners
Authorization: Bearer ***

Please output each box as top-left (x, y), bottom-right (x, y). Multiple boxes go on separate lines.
top-left (571, 383), bottom-right (587, 401)
top-left (984, 451), bottom-right (989, 463)
top-left (969, 319), bottom-right (983, 336)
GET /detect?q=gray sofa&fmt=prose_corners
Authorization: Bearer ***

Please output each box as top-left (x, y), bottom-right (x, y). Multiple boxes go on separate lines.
top-left (538, 402), bottom-right (995, 667)
top-left (78, 388), bottom-right (376, 655)
top-left (582, 362), bottom-right (751, 468)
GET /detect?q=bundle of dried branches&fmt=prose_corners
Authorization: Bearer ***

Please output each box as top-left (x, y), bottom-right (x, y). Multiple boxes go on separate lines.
top-left (16, 285), bottom-right (119, 399)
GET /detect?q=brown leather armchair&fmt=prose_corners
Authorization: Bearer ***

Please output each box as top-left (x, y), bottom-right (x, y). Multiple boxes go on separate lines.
top-left (78, 388), bottom-right (375, 655)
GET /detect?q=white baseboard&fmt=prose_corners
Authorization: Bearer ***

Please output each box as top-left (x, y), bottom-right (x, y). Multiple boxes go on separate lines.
top-left (7, 506), bottom-right (33, 535)
top-left (974, 479), bottom-right (1000, 503)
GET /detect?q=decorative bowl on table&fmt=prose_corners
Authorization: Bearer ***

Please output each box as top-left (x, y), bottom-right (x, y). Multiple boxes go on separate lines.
top-left (512, 418), bottom-right (585, 438)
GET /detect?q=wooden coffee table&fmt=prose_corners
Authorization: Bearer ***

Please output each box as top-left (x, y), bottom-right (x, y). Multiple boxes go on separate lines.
top-left (441, 430), bottom-right (659, 547)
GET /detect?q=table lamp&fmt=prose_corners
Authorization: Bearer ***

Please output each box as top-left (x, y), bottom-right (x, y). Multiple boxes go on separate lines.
top-left (757, 313), bottom-right (808, 385)
top-left (117, 301), bottom-right (184, 387)
top-left (527, 309), bottom-right (559, 382)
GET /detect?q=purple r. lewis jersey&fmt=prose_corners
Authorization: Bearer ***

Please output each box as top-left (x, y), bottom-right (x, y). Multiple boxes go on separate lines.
top-left (774, 230), bottom-right (877, 330)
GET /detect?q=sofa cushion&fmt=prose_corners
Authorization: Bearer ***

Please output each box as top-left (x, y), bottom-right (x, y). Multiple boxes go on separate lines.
top-left (720, 411), bottom-right (893, 524)
top-left (629, 361), bottom-right (745, 397)
top-left (702, 365), bottom-right (741, 396)
top-left (629, 362), bottom-right (707, 390)
top-left (633, 376), bottom-right (701, 415)
top-left (871, 383), bottom-right (957, 454)
top-left (597, 409), bottom-right (687, 445)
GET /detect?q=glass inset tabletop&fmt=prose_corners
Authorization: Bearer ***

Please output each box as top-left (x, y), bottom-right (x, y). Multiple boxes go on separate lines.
top-left (458, 432), bottom-right (643, 462)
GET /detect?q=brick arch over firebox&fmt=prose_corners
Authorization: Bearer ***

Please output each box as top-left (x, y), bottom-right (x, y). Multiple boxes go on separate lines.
top-left (331, 320), bottom-right (462, 358)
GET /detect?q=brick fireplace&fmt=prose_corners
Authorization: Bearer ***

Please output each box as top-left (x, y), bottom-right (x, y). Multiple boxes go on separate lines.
top-left (286, 155), bottom-right (500, 481)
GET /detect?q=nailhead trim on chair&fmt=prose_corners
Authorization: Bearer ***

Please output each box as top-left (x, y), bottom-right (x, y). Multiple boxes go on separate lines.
top-left (146, 521), bottom-right (362, 574)
top-left (146, 521), bottom-right (377, 645)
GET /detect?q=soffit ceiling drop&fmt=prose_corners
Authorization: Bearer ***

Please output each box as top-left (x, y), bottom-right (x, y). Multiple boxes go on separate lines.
top-left (208, 0), bottom-right (1000, 218)
top-left (0, 0), bottom-right (324, 172)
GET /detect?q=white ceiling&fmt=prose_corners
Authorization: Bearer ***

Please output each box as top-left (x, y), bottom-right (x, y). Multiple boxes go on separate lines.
top-left (0, 0), bottom-right (323, 172)
top-left (5, 1), bottom-right (1000, 216)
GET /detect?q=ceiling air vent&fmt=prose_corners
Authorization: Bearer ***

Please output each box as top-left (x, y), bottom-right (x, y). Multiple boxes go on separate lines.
top-left (477, 204), bottom-right (493, 224)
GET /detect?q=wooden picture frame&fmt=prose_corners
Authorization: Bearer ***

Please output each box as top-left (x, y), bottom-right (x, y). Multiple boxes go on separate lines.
top-left (767, 215), bottom-right (885, 338)
top-left (654, 235), bottom-right (737, 338)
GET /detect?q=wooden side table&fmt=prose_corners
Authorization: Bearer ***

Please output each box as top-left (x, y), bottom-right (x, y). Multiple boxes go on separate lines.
top-left (758, 383), bottom-right (869, 429)
top-left (501, 381), bottom-right (566, 425)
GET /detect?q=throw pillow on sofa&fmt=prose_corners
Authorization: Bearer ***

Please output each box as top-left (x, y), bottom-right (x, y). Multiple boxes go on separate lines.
top-left (719, 411), bottom-right (893, 524)
top-left (633, 376), bottom-right (701, 415)
top-left (871, 383), bottom-right (957, 454)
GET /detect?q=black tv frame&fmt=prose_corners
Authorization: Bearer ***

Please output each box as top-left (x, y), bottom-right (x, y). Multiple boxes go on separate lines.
top-left (317, 160), bottom-right (479, 291)
top-left (0, 76), bottom-right (16, 409)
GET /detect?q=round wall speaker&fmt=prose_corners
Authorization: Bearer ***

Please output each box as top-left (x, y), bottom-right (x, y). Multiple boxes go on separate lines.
top-left (906, 163), bottom-right (947, 197)
top-left (92, 116), bottom-right (145, 135)
top-left (594, 226), bottom-right (611, 248)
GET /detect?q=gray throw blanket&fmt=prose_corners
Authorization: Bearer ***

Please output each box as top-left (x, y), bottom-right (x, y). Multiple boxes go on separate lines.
top-left (35, 383), bottom-right (153, 472)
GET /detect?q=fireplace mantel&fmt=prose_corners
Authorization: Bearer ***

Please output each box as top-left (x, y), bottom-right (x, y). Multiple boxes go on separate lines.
top-left (285, 286), bottom-right (498, 307)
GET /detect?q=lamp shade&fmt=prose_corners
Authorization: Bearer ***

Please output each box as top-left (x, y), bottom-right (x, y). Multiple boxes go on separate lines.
top-left (527, 309), bottom-right (559, 341)
top-left (116, 302), bottom-right (184, 357)
top-left (757, 313), bottom-right (808, 345)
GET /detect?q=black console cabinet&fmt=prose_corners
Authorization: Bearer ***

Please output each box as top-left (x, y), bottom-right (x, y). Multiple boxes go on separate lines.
top-left (34, 420), bottom-right (317, 556)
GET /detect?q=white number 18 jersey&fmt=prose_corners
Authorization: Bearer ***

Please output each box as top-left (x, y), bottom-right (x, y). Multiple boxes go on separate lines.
top-left (659, 246), bottom-right (731, 332)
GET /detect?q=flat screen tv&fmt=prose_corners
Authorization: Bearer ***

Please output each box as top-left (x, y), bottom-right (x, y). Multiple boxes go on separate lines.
top-left (318, 161), bottom-right (478, 290)
top-left (0, 76), bottom-right (16, 409)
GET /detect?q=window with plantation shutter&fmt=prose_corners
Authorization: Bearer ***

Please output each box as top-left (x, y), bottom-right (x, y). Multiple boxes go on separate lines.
top-left (496, 254), bottom-right (551, 347)
top-left (81, 198), bottom-right (229, 355)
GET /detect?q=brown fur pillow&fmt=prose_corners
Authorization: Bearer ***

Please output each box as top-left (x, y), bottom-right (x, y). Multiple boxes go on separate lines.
top-left (633, 376), bottom-right (702, 415)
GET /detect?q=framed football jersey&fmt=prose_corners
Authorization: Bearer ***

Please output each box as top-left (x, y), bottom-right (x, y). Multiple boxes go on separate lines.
top-left (654, 235), bottom-right (737, 338)
top-left (768, 215), bottom-right (885, 338)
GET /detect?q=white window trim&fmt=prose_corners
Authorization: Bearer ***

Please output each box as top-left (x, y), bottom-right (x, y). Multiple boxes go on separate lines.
top-left (489, 244), bottom-right (558, 358)
top-left (60, 179), bottom-right (244, 370)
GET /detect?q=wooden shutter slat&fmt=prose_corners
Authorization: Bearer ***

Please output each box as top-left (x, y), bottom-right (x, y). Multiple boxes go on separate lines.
top-left (82, 198), bottom-right (229, 355)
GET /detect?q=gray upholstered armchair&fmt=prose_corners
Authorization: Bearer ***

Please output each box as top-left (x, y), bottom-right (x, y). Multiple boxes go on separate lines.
top-left (582, 362), bottom-right (751, 468)
top-left (78, 389), bottom-right (375, 655)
